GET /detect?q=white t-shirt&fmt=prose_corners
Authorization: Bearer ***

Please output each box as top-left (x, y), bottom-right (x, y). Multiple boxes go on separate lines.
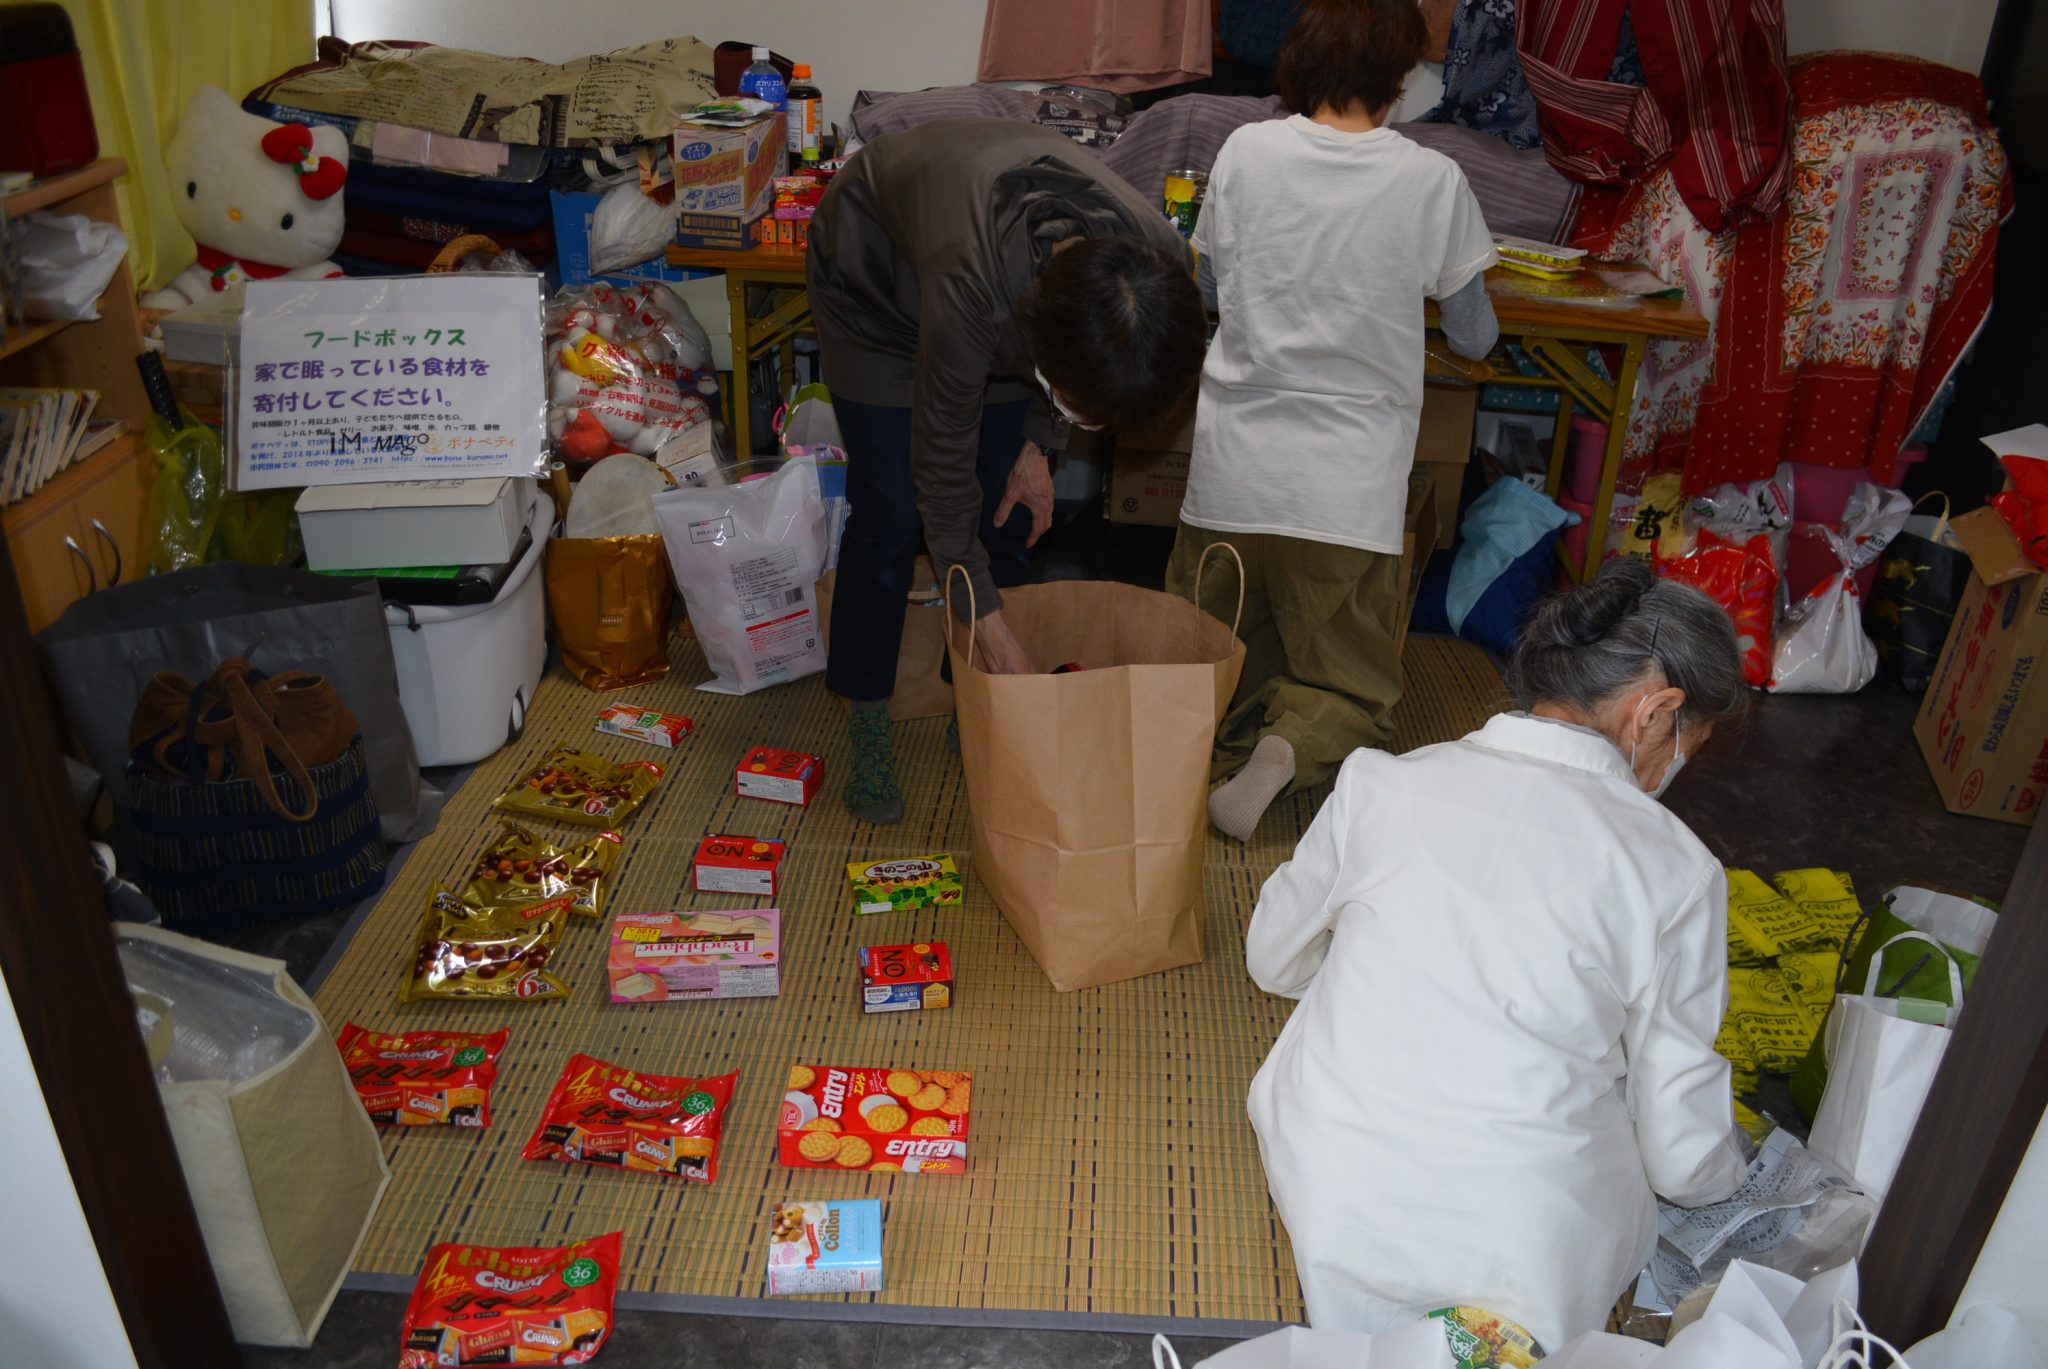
top-left (1181, 116), bottom-right (1497, 553)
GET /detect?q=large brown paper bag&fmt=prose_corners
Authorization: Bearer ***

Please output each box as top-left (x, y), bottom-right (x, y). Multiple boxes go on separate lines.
top-left (817, 554), bottom-right (953, 720)
top-left (545, 533), bottom-right (675, 690)
top-left (945, 550), bottom-right (1244, 991)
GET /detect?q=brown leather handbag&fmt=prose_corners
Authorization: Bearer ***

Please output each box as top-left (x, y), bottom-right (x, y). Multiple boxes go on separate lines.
top-left (129, 657), bottom-right (358, 822)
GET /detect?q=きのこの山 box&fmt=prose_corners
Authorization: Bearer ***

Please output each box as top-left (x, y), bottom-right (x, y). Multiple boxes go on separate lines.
top-left (735, 747), bottom-right (822, 805)
top-left (693, 834), bottom-right (785, 896)
top-left (671, 113), bottom-right (785, 222)
top-left (595, 705), bottom-right (693, 748)
top-left (778, 1065), bottom-right (971, 1174)
top-left (766, 1199), bottom-right (884, 1295)
top-left (607, 910), bottom-right (781, 1003)
top-left (859, 942), bottom-right (953, 1014)
top-left (846, 854), bottom-right (963, 916)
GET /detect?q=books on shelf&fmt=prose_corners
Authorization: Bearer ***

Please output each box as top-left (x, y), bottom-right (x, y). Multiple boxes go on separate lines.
top-left (0, 387), bottom-right (120, 508)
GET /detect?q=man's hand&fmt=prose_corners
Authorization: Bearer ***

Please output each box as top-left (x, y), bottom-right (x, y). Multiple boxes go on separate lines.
top-left (993, 440), bottom-right (1055, 548)
top-left (974, 608), bottom-right (1036, 675)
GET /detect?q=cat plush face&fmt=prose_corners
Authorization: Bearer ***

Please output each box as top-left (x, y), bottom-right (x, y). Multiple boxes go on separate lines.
top-left (165, 86), bottom-right (348, 268)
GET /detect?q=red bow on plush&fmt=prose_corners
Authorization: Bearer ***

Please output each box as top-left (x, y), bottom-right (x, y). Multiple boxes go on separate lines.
top-left (259, 123), bottom-right (347, 201)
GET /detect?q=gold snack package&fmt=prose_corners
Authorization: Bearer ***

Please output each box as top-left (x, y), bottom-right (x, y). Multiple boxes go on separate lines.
top-left (465, 822), bottom-right (622, 920)
top-left (400, 885), bottom-right (574, 1003)
top-left (492, 745), bottom-right (663, 828)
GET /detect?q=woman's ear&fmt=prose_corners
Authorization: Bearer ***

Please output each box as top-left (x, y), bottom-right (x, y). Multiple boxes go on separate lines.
top-left (1625, 685), bottom-right (1686, 749)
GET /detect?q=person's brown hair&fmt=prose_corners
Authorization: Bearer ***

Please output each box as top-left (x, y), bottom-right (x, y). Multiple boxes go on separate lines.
top-left (1277, 0), bottom-right (1430, 119)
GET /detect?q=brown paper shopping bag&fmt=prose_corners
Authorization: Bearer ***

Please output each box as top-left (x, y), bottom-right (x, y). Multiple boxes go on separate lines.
top-left (545, 533), bottom-right (675, 690)
top-left (945, 548), bottom-right (1245, 991)
top-left (817, 554), bottom-right (953, 720)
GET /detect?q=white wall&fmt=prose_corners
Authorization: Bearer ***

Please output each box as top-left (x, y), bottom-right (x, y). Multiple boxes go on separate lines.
top-left (0, 966), bottom-right (136, 1369)
top-left (328, 0), bottom-right (986, 134)
top-left (1953, 1106), bottom-right (2048, 1339)
top-left (1785, 0), bottom-right (1997, 73)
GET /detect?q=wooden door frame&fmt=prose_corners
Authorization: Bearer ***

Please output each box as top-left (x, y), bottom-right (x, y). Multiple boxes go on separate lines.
top-left (0, 525), bottom-right (241, 1365)
top-left (1860, 815), bottom-right (2048, 1343)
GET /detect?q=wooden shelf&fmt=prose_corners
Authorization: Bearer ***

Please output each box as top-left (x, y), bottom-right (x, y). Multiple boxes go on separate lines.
top-left (1, 430), bottom-right (145, 532)
top-left (2, 159), bottom-right (127, 217)
top-left (0, 316), bottom-right (73, 363)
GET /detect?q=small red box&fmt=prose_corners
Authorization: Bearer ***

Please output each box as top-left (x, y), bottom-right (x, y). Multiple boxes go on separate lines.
top-left (735, 747), bottom-right (822, 806)
top-left (693, 834), bottom-right (786, 896)
top-left (777, 1064), bottom-right (971, 1174)
top-left (859, 942), bottom-right (954, 1014)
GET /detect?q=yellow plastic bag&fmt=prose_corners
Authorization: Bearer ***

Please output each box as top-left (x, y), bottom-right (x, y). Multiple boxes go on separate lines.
top-left (1725, 964), bottom-right (1825, 1074)
top-left (1771, 868), bottom-right (1866, 956)
top-left (1726, 869), bottom-right (1814, 963)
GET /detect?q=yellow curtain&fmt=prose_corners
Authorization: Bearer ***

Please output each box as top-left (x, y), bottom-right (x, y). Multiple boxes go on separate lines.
top-left (56, 0), bottom-right (316, 292)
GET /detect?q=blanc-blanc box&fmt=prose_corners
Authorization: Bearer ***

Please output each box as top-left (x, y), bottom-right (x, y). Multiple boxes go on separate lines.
top-left (607, 909), bottom-right (781, 1003)
top-left (297, 478), bottom-right (524, 571)
top-left (765, 1198), bottom-right (883, 1295)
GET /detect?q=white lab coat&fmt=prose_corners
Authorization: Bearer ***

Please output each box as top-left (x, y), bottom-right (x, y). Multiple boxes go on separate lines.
top-left (1246, 712), bottom-right (1746, 1350)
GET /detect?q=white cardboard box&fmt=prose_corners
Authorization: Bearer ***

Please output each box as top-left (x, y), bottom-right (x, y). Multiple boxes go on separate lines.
top-left (297, 478), bottom-right (525, 570)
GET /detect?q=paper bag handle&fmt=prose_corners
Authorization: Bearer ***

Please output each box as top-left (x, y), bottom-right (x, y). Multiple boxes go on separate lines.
top-left (942, 562), bottom-right (981, 673)
top-left (1192, 541), bottom-right (1246, 643)
top-left (1862, 929), bottom-right (1964, 1010)
top-left (1909, 491), bottom-right (1952, 544)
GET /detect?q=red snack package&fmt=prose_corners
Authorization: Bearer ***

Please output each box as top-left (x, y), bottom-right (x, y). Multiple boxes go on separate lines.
top-left (1656, 529), bottom-right (1777, 687)
top-left (522, 1055), bottom-right (737, 1183)
top-left (1994, 454), bottom-right (2048, 569)
top-left (337, 1023), bottom-right (508, 1128)
top-left (398, 1230), bottom-right (620, 1368)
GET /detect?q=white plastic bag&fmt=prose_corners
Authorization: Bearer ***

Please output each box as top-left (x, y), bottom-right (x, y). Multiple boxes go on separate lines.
top-left (1149, 1320), bottom-right (1453, 1368)
top-left (1770, 572), bottom-right (1877, 693)
top-left (651, 455), bottom-right (828, 694)
top-left (587, 181), bottom-right (675, 275)
top-left (1545, 1262), bottom-right (1876, 1369)
top-left (13, 211), bottom-right (129, 320)
top-left (1906, 1305), bottom-right (2048, 1369)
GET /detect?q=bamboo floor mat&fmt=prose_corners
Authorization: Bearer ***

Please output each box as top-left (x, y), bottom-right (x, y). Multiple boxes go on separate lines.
top-left (314, 631), bottom-right (1507, 1330)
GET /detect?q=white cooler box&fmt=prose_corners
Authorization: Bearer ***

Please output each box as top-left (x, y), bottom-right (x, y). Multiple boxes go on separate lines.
top-left (384, 489), bottom-right (548, 766)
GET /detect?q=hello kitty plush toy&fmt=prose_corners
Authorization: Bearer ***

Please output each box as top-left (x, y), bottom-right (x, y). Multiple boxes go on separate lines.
top-left (140, 86), bottom-right (348, 311)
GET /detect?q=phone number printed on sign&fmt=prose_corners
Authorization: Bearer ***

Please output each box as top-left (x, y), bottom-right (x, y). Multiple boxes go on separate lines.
top-left (234, 276), bottom-right (547, 490)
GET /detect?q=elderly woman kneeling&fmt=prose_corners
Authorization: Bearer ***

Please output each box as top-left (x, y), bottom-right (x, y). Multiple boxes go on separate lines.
top-left (1245, 559), bottom-right (1752, 1350)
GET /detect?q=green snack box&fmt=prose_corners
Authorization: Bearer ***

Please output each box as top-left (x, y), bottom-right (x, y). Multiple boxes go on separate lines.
top-left (845, 854), bottom-right (963, 916)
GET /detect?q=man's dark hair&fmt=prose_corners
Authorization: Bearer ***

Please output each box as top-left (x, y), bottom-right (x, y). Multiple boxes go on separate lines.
top-left (1017, 237), bottom-right (1204, 434)
top-left (1277, 0), bottom-right (1428, 118)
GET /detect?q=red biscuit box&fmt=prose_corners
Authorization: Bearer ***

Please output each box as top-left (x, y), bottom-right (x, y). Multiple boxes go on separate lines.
top-left (693, 834), bottom-right (786, 896)
top-left (735, 747), bottom-right (823, 806)
top-left (859, 942), bottom-right (954, 1014)
top-left (778, 1064), bottom-right (971, 1175)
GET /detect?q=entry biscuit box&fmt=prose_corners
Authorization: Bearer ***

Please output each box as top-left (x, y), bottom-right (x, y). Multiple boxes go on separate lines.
top-left (859, 942), bottom-right (954, 1014)
top-left (846, 853), bottom-right (963, 916)
top-left (595, 704), bottom-right (693, 748)
top-left (778, 1064), bottom-right (971, 1174)
top-left (765, 1198), bottom-right (884, 1295)
top-left (693, 833), bottom-right (785, 896)
top-left (735, 746), bottom-right (823, 805)
top-left (607, 910), bottom-right (781, 1003)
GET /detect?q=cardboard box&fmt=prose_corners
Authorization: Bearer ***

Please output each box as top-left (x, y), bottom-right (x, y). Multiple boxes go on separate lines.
top-left (859, 942), bottom-right (954, 1014)
top-left (1107, 445), bottom-right (1190, 527)
top-left (1914, 505), bottom-right (2048, 826)
top-left (296, 477), bottom-right (525, 571)
top-left (671, 113), bottom-right (785, 221)
top-left (1393, 468), bottom-right (1440, 659)
top-left (595, 705), bottom-right (693, 748)
top-left (1417, 384), bottom-right (1479, 550)
top-left (846, 854), bottom-right (963, 916)
top-left (778, 1064), bottom-right (970, 1174)
top-left (766, 1199), bottom-right (884, 1295)
top-left (673, 210), bottom-right (766, 252)
top-left (693, 834), bottom-right (785, 896)
top-left (607, 910), bottom-right (782, 1002)
top-left (735, 747), bottom-right (822, 805)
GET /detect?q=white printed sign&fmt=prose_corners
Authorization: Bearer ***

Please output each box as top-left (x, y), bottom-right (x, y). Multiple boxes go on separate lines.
top-left (234, 274), bottom-right (547, 490)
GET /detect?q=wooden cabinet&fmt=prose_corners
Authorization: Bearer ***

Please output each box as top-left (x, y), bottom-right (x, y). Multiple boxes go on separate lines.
top-left (1, 159), bottom-right (151, 633)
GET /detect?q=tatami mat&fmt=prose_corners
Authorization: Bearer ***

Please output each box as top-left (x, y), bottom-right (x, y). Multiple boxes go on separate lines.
top-left (313, 629), bottom-right (1507, 1329)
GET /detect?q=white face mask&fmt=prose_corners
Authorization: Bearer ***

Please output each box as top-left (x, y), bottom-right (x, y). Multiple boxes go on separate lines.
top-left (1035, 367), bottom-right (1104, 431)
top-left (1630, 711), bottom-right (1686, 799)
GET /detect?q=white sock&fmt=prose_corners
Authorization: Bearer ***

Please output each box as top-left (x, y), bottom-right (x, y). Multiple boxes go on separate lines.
top-left (1208, 733), bottom-right (1295, 841)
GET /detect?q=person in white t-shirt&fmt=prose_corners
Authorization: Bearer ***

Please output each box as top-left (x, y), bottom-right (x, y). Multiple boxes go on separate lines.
top-left (1166, 0), bottom-right (1501, 840)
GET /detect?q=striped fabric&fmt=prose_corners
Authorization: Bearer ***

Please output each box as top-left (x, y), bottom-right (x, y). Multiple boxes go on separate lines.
top-left (1518, 0), bottom-right (1791, 232)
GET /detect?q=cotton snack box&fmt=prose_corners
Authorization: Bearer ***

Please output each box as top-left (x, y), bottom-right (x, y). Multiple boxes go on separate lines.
top-left (652, 455), bottom-right (829, 694)
top-left (766, 1199), bottom-right (884, 1295)
top-left (779, 1065), bottom-right (971, 1174)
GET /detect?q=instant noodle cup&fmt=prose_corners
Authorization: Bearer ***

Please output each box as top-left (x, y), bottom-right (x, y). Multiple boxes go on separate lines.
top-left (336, 1023), bottom-right (508, 1127)
top-left (522, 1054), bottom-right (737, 1183)
top-left (777, 1064), bottom-right (970, 1174)
top-left (466, 823), bottom-right (623, 920)
top-left (1428, 1306), bottom-right (1544, 1368)
top-left (494, 746), bottom-right (663, 827)
top-left (398, 1230), bottom-right (620, 1368)
top-left (400, 887), bottom-right (574, 1004)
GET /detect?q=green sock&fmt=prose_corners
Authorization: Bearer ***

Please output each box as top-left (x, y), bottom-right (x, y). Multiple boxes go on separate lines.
top-left (843, 702), bottom-right (905, 826)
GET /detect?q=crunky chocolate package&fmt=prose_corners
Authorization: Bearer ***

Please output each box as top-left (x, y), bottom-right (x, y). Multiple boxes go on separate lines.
top-left (400, 887), bottom-right (574, 1004)
top-left (494, 745), bottom-right (663, 827)
top-left (522, 1055), bottom-right (737, 1183)
top-left (337, 1023), bottom-right (507, 1127)
top-left (607, 910), bottom-right (781, 1003)
top-left (466, 823), bottom-right (622, 920)
top-left (398, 1230), bottom-right (620, 1367)
top-left (778, 1064), bottom-right (971, 1175)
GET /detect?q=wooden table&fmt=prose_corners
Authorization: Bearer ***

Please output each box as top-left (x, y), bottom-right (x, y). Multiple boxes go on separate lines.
top-left (669, 241), bottom-right (1708, 581)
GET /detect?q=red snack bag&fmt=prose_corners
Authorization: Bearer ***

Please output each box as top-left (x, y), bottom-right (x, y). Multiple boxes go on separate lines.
top-left (522, 1054), bottom-right (737, 1183)
top-left (398, 1230), bottom-right (620, 1368)
top-left (1656, 529), bottom-right (1777, 687)
top-left (337, 1023), bottom-right (508, 1128)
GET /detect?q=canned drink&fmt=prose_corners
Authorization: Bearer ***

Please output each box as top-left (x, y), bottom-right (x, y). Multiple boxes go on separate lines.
top-left (1163, 169), bottom-right (1207, 238)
